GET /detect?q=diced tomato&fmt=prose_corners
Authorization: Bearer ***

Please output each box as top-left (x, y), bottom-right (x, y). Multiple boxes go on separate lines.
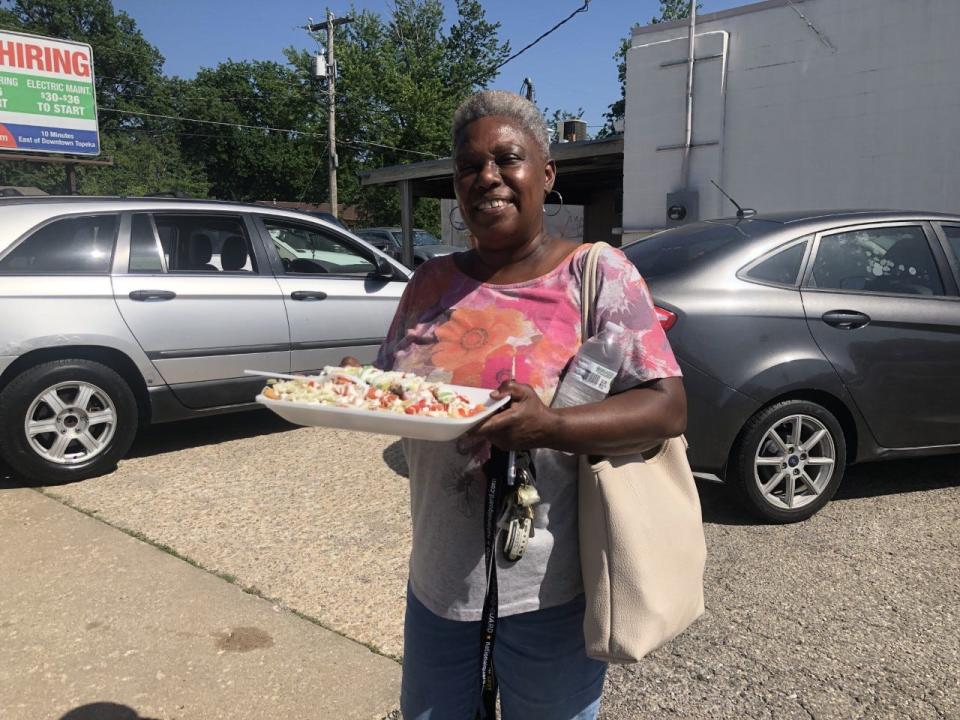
top-left (380, 393), bottom-right (398, 407)
top-left (334, 376), bottom-right (354, 385)
top-left (366, 388), bottom-right (379, 400)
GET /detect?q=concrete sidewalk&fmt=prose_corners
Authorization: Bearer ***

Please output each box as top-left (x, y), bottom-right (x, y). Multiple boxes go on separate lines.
top-left (0, 488), bottom-right (401, 720)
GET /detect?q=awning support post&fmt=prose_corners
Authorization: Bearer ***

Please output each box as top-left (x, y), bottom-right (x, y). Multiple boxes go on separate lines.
top-left (398, 179), bottom-right (414, 268)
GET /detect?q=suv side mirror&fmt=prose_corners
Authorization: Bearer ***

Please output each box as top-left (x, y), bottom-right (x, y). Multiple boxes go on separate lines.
top-left (373, 254), bottom-right (395, 278)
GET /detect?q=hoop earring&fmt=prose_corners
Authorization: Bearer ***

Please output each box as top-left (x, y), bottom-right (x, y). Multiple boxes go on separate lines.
top-left (544, 189), bottom-right (564, 217)
top-left (449, 205), bottom-right (467, 231)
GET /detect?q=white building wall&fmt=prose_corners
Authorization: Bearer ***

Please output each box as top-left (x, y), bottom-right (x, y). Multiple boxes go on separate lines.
top-left (622, 0), bottom-right (960, 238)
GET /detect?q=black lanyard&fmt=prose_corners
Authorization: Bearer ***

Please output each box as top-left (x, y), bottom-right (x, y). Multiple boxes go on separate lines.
top-left (477, 447), bottom-right (509, 720)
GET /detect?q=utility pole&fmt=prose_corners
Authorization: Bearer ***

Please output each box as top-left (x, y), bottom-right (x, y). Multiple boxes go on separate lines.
top-left (307, 11), bottom-right (351, 218)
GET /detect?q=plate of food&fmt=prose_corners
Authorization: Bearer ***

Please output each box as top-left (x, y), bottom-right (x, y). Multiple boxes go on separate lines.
top-left (250, 366), bottom-right (509, 441)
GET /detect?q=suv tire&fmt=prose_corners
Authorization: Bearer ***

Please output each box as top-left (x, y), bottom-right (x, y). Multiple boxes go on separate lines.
top-left (729, 400), bottom-right (846, 523)
top-left (0, 359), bottom-right (139, 483)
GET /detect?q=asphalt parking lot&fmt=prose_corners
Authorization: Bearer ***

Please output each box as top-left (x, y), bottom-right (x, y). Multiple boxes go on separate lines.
top-left (3, 409), bottom-right (958, 720)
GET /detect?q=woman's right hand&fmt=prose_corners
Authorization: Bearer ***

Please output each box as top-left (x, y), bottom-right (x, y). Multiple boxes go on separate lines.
top-left (339, 356), bottom-right (362, 368)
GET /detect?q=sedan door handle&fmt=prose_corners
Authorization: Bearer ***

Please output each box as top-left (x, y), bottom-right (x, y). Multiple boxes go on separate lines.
top-left (821, 310), bottom-right (870, 329)
top-left (129, 290), bottom-right (176, 302)
top-left (290, 290), bottom-right (328, 301)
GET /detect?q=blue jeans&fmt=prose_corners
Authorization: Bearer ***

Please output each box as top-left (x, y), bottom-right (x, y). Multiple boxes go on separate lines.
top-left (401, 587), bottom-right (607, 720)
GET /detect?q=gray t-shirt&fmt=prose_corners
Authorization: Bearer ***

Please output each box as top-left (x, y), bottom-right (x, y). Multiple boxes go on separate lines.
top-left (377, 246), bottom-right (682, 620)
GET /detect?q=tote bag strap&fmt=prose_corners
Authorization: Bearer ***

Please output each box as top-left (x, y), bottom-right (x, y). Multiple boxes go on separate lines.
top-left (581, 241), bottom-right (609, 337)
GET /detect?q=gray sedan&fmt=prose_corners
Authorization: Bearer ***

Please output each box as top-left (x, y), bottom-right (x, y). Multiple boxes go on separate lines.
top-left (625, 210), bottom-right (960, 522)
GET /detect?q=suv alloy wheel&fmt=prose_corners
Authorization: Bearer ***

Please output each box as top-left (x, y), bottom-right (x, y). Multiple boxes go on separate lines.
top-left (0, 359), bottom-right (139, 483)
top-left (729, 400), bottom-right (847, 523)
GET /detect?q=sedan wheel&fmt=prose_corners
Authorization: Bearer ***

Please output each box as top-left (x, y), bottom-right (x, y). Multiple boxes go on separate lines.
top-left (731, 400), bottom-right (847, 522)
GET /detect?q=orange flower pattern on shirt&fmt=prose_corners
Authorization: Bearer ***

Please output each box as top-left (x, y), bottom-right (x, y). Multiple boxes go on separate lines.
top-left (432, 307), bottom-right (530, 386)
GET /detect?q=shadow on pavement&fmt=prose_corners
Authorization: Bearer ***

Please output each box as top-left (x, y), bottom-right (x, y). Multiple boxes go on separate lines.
top-left (834, 454), bottom-right (960, 500)
top-left (59, 702), bottom-right (160, 719)
top-left (126, 409), bottom-right (298, 460)
top-left (0, 410), bottom-right (300, 490)
top-left (382, 440), bottom-right (409, 478)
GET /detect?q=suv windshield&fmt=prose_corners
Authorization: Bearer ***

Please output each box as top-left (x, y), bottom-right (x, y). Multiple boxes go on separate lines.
top-left (390, 230), bottom-right (441, 247)
top-left (624, 223), bottom-right (744, 278)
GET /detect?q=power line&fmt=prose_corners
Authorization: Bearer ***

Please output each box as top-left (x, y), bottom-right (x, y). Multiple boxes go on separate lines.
top-left (493, 0), bottom-right (591, 72)
top-left (99, 107), bottom-right (440, 158)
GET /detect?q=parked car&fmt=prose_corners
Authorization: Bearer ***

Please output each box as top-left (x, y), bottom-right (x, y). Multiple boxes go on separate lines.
top-left (297, 210), bottom-right (347, 229)
top-left (623, 210), bottom-right (960, 522)
top-left (0, 196), bottom-right (410, 483)
top-left (354, 227), bottom-right (457, 267)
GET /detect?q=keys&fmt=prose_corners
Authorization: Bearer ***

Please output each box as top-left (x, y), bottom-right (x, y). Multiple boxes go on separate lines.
top-left (501, 461), bottom-right (540, 561)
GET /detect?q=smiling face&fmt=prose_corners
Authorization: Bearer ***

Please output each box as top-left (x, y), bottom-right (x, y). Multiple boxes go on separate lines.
top-left (453, 115), bottom-right (556, 253)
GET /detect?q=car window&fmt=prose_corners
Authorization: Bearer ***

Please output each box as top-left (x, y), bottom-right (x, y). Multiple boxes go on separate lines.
top-left (263, 218), bottom-right (375, 275)
top-left (145, 214), bottom-right (256, 274)
top-left (810, 226), bottom-right (944, 296)
top-left (391, 230), bottom-right (440, 247)
top-left (0, 214), bottom-right (118, 274)
top-left (942, 225), bottom-right (960, 263)
top-left (129, 214), bottom-right (165, 273)
top-left (624, 223), bottom-right (742, 279)
top-left (744, 239), bottom-right (809, 286)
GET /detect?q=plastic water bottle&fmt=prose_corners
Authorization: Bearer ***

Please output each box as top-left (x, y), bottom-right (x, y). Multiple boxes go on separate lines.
top-left (553, 322), bottom-right (627, 408)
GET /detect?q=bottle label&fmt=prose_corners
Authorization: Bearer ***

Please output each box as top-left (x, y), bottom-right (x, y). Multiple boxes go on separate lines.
top-left (572, 357), bottom-right (617, 394)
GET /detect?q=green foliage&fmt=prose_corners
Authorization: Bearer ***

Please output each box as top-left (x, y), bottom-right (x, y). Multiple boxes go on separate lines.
top-left (652, 0), bottom-right (702, 24)
top-left (171, 61), bottom-right (317, 202)
top-left (328, 0), bottom-right (509, 229)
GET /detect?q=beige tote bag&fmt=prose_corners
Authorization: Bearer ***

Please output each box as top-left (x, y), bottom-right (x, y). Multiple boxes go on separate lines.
top-left (577, 242), bottom-right (707, 663)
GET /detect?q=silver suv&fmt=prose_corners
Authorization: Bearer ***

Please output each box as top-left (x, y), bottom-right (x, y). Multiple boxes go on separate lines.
top-left (0, 197), bottom-right (410, 483)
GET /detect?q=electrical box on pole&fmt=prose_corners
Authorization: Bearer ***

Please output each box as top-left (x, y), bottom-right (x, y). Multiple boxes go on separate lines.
top-left (312, 54), bottom-right (326, 78)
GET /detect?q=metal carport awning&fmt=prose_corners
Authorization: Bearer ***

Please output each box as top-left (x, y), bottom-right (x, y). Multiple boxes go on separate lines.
top-left (360, 136), bottom-right (625, 264)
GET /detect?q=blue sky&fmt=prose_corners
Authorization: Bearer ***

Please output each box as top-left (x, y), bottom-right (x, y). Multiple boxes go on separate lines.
top-left (116, 0), bottom-right (745, 132)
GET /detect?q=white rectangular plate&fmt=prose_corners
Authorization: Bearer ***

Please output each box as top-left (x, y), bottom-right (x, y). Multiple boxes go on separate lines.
top-left (256, 383), bottom-right (509, 441)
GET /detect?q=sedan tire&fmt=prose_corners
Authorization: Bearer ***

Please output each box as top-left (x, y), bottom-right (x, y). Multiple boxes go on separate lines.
top-left (730, 400), bottom-right (847, 523)
top-left (0, 359), bottom-right (139, 484)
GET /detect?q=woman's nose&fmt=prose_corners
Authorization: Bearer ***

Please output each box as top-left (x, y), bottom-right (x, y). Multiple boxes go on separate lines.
top-left (477, 160), bottom-right (502, 187)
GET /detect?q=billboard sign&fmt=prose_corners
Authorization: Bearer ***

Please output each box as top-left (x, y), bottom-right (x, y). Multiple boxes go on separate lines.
top-left (0, 30), bottom-right (99, 156)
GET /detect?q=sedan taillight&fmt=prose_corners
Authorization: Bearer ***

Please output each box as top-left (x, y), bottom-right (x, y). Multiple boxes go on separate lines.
top-left (654, 306), bottom-right (677, 331)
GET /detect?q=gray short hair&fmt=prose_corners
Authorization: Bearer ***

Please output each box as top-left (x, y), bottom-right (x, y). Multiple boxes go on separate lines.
top-left (452, 90), bottom-right (551, 158)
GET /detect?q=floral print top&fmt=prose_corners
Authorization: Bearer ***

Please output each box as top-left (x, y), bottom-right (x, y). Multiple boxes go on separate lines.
top-left (377, 244), bottom-right (681, 401)
top-left (376, 243), bottom-right (683, 621)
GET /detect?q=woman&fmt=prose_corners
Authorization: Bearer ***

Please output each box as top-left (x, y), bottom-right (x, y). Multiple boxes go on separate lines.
top-left (366, 90), bottom-right (685, 719)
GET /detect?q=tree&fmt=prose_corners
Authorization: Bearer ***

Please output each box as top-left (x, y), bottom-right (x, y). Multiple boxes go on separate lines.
top-left (289, 0), bottom-right (510, 232)
top-left (171, 60), bottom-right (318, 202)
top-left (652, 0), bottom-right (702, 24)
top-left (599, 1), bottom-right (702, 137)
top-left (0, 0), bottom-right (208, 195)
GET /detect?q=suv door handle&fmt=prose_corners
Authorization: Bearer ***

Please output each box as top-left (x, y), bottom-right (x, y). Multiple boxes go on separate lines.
top-left (821, 310), bottom-right (870, 329)
top-left (290, 290), bottom-right (328, 301)
top-left (129, 290), bottom-right (176, 302)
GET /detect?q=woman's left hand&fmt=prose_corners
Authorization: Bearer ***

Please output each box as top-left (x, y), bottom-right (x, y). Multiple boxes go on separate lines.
top-left (471, 380), bottom-right (555, 451)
